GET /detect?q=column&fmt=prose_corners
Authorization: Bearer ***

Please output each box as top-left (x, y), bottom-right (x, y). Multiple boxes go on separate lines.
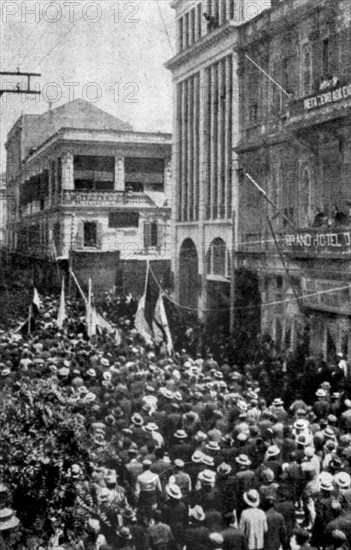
top-left (62, 152), bottom-right (74, 190)
top-left (164, 158), bottom-right (172, 205)
top-left (114, 157), bottom-right (125, 191)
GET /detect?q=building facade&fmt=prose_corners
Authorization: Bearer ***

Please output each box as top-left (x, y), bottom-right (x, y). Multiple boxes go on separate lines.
top-left (166, 0), bottom-right (269, 327)
top-left (237, 0), bottom-right (351, 359)
top-left (5, 99), bottom-right (172, 292)
top-left (0, 173), bottom-right (6, 246)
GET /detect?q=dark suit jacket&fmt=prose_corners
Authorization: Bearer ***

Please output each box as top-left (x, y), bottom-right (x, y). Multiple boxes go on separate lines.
top-left (264, 508), bottom-right (287, 550)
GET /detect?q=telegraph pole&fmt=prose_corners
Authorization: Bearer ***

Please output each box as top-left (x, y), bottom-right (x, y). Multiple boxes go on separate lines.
top-left (0, 70), bottom-right (41, 97)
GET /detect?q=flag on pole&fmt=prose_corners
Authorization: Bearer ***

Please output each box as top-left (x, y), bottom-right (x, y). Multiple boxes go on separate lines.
top-left (135, 292), bottom-right (153, 346)
top-left (86, 278), bottom-right (96, 337)
top-left (32, 287), bottom-right (42, 315)
top-left (95, 310), bottom-right (123, 345)
top-left (134, 261), bottom-right (154, 346)
top-left (153, 291), bottom-right (173, 355)
top-left (57, 277), bottom-right (66, 328)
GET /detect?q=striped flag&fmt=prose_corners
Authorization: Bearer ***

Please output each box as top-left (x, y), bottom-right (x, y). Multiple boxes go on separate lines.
top-left (153, 291), bottom-right (173, 355)
top-left (134, 292), bottom-right (153, 346)
top-left (57, 277), bottom-right (66, 328)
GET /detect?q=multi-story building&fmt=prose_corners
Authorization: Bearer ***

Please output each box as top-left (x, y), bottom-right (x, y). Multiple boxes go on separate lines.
top-left (0, 173), bottom-right (6, 246)
top-left (237, 0), bottom-right (351, 359)
top-left (166, 0), bottom-right (269, 326)
top-left (5, 99), bottom-right (172, 292)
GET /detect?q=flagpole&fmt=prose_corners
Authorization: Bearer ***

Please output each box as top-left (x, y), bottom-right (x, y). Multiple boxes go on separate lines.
top-left (28, 306), bottom-right (32, 336)
top-left (143, 259), bottom-right (150, 297)
top-left (70, 269), bottom-right (87, 302)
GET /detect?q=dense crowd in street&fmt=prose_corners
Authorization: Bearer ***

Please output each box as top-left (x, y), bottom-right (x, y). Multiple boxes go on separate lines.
top-left (0, 292), bottom-right (351, 550)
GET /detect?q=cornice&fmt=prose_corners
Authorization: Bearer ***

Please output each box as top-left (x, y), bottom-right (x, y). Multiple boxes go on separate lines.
top-left (165, 22), bottom-right (238, 71)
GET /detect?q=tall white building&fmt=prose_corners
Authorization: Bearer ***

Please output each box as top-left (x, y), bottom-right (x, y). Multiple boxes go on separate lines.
top-left (166, 0), bottom-right (269, 325)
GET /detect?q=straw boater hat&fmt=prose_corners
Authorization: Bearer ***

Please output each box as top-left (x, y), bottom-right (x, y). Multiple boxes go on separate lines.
top-left (166, 484), bottom-right (182, 500)
top-left (202, 455), bottom-right (215, 467)
top-left (266, 445), bottom-right (280, 458)
top-left (272, 398), bottom-right (284, 406)
top-left (174, 429), bottom-right (188, 439)
top-left (192, 450), bottom-right (204, 463)
top-left (316, 388), bottom-right (327, 398)
top-left (117, 526), bottom-right (132, 539)
top-left (334, 472), bottom-right (351, 490)
top-left (205, 441), bottom-right (221, 452)
top-left (235, 454), bottom-right (252, 467)
top-left (243, 489), bottom-right (260, 508)
top-left (131, 413), bottom-right (144, 427)
top-left (0, 509), bottom-right (20, 531)
top-left (217, 462), bottom-right (232, 475)
top-left (319, 472), bottom-right (334, 492)
top-left (198, 469), bottom-right (216, 484)
top-left (189, 505), bottom-right (205, 522)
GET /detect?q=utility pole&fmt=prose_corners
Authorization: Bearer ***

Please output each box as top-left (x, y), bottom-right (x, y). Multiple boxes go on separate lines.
top-left (0, 70), bottom-right (41, 98)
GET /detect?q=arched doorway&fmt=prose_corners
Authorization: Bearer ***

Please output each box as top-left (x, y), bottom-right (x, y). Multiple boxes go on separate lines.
top-left (178, 239), bottom-right (198, 309)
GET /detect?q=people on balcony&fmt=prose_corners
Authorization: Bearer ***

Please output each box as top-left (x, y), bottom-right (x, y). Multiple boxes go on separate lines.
top-left (311, 205), bottom-right (350, 228)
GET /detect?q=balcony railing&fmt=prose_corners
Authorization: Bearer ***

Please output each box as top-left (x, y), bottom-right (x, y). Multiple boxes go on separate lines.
top-left (61, 190), bottom-right (155, 207)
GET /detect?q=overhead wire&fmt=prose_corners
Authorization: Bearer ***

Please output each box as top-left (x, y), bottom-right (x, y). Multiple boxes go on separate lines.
top-left (148, 262), bottom-right (351, 314)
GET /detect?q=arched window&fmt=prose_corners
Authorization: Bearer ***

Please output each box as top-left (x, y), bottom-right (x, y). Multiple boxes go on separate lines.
top-left (301, 43), bottom-right (313, 96)
top-left (207, 238), bottom-right (229, 277)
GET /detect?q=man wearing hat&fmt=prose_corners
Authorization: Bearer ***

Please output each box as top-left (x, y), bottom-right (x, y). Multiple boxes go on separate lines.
top-left (168, 459), bottom-right (192, 501)
top-left (162, 484), bottom-right (188, 548)
top-left (170, 430), bottom-right (193, 463)
top-left (184, 506), bottom-right (209, 550)
top-left (301, 447), bottom-right (320, 530)
top-left (313, 389), bottom-right (330, 420)
top-left (193, 469), bottom-right (221, 511)
top-left (239, 490), bottom-right (267, 550)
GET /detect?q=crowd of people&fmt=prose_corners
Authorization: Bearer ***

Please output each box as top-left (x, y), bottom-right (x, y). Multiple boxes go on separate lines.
top-left (0, 291), bottom-right (351, 550)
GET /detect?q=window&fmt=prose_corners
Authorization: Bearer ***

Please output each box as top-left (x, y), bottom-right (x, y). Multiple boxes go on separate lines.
top-left (144, 222), bottom-right (158, 249)
top-left (196, 3), bottom-right (202, 40)
top-left (109, 211), bottom-right (139, 228)
top-left (323, 38), bottom-right (329, 77)
top-left (190, 8), bottom-right (196, 45)
top-left (178, 17), bottom-right (184, 51)
top-left (302, 43), bottom-right (312, 96)
top-left (271, 59), bottom-right (282, 114)
top-left (300, 167), bottom-right (312, 227)
top-left (74, 155), bottom-right (114, 191)
top-left (57, 158), bottom-right (62, 194)
top-left (84, 222), bottom-right (97, 247)
top-left (184, 12), bottom-right (189, 48)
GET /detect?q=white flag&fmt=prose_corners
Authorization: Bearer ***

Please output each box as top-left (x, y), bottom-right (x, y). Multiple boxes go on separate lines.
top-left (134, 293), bottom-right (153, 346)
top-left (33, 287), bottom-right (42, 312)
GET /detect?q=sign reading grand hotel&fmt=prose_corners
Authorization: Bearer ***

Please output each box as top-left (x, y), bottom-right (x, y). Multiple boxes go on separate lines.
top-left (285, 229), bottom-right (351, 257)
top-left (304, 83), bottom-right (351, 110)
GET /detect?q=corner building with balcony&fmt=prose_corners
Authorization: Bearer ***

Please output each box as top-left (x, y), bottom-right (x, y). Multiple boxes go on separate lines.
top-left (5, 99), bottom-right (172, 292)
top-left (236, 0), bottom-right (351, 359)
top-left (166, 0), bottom-right (269, 328)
